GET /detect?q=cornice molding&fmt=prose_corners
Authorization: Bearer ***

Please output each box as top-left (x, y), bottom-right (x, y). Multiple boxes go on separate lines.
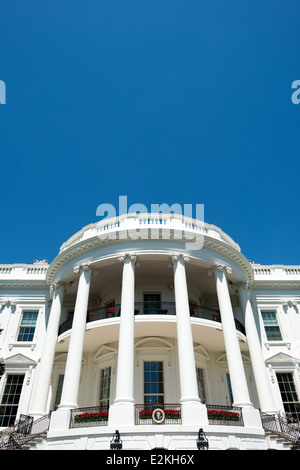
top-left (0, 280), bottom-right (48, 289)
top-left (252, 281), bottom-right (300, 289)
top-left (45, 229), bottom-right (254, 286)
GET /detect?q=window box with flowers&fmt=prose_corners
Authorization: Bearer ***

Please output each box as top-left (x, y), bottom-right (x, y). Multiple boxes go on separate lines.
top-left (74, 411), bottom-right (109, 424)
top-left (207, 408), bottom-right (243, 426)
top-left (208, 410), bottom-right (240, 421)
top-left (212, 312), bottom-right (221, 322)
top-left (190, 307), bottom-right (198, 317)
top-left (107, 307), bottom-right (116, 318)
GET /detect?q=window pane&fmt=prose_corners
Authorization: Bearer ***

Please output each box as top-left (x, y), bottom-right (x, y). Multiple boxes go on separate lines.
top-left (265, 326), bottom-right (282, 341)
top-left (276, 373), bottom-right (300, 421)
top-left (261, 311), bottom-right (282, 341)
top-left (17, 312), bottom-right (38, 342)
top-left (196, 368), bottom-right (206, 402)
top-left (261, 312), bottom-right (277, 325)
top-left (143, 294), bottom-right (161, 314)
top-left (54, 375), bottom-right (64, 409)
top-left (99, 367), bottom-right (111, 408)
top-left (20, 312), bottom-right (38, 326)
top-left (226, 373), bottom-right (233, 405)
top-left (144, 361), bottom-right (164, 407)
top-left (144, 294), bottom-right (161, 302)
top-left (0, 375), bottom-right (24, 427)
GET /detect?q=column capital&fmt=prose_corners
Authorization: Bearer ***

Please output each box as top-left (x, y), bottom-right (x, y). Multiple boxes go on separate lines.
top-left (169, 253), bottom-right (190, 265)
top-left (73, 263), bottom-right (97, 275)
top-left (208, 264), bottom-right (232, 276)
top-left (118, 253), bottom-right (139, 265)
top-left (235, 281), bottom-right (252, 291)
top-left (0, 300), bottom-right (17, 311)
top-left (281, 299), bottom-right (298, 309)
top-left (50, 281), bottom-right (73, 295)
top-left (50, 280), bottom-right (66, 292)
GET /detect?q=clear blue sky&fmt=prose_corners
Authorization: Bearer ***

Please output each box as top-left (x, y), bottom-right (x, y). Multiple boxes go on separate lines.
top-left (0, 1), bottom-right (299, 265)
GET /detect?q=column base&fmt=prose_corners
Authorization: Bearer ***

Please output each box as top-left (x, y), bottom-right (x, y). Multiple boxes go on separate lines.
top-left (108, 401), bottom-right (135, 427)
top-left (181, 401), bottom-right (208, 426)
top-left (260, 407), bottom-right (278, 414)
top-left (241, 407), bottom-right (263, 429)
top-left (48, 408), bottom-right (71, 432)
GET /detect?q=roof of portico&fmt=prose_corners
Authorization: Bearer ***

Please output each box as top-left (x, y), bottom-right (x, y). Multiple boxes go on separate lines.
top-left (45, 213), bottom-right (254, 287)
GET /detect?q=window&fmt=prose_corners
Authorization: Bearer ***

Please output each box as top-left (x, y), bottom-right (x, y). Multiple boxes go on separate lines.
top-left (67, 310), bottom-right (74, 321)
top-left (261, 311), bottom-right (282, 341)
top-left (53, 375), bottom-right (64, 410)
top-left (99, 367), bottom-right (111, 409)
top-left (276, 372), bottom-right (300, 421)
top-left (17, 311), bottom-right (38, 342)
top-left (196, 367), bottom-right (206, 403)
top-left (226, 373), bottom-right (234, 405)
top-left (0, 374), bottom-right (24, 427)
top-left (144, 361), bottom-right (164, 408)
top-left (143, 294), bottom-right (161, 314)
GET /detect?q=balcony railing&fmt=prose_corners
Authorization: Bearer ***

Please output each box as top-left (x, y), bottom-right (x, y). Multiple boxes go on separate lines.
top-left (58, 302), bottom-right (245, 335)
top-left (66, 404), bottom-right (244, 429)
top-left (135, 404), bottom-right (182, 425)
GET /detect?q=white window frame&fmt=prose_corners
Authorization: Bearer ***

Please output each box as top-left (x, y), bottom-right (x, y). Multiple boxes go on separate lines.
top-left (93, 347), bottom-right (117, 407)
top-left (9, 305), bottom-right (43, 351)
top-left (275, 369), bottom-right (300, 419)
top-left (195, 366), bottom-right (208, 404)
top-left (143, 360), bottom-right (165, 407)
top-left (99, 366), bottom-right (112, 409)
top-left (258, 307), bottom-right (291, 349)
top-left (194, 345), bottom-right (210, 404)
top-left (0, 373), bottom-right (25, 427)
top-left (17, 311), bottom-right (39, 343)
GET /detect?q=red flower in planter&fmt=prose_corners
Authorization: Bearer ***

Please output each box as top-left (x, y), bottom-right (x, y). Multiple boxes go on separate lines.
top-left (74, 411), bottom-right (109, 423)
top-left (212, 312), bottom-right (221, 321)
top-left (207, 409), bottom-right (240, 421)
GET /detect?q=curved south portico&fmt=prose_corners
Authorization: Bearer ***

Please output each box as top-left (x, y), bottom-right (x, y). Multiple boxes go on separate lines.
top-left (28, 214), bottom-right (277, 443)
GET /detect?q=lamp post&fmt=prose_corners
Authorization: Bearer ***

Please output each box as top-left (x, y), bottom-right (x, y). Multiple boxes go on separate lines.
top-left (196, 428), bottom-right (209, 450)
top-left (110, 430), bottom-right (122, 450)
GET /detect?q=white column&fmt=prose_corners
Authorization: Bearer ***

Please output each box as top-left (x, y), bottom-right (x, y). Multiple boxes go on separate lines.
top-left (172, 254), bottom-right (208, 425)
top-left (212, 265), bottom-right (253, 408)
top-left (109, 254), bottom-right (136, 427)
top-left (237, 283), bottom-right (277, 413)
top-left (58, 264), bottom-right (93, 410)
top-left (29, 281), bottom-right (65, 418)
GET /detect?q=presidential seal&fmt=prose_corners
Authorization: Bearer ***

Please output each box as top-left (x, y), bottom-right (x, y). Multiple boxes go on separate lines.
top-left (152, 408), bottom-right (165, 424)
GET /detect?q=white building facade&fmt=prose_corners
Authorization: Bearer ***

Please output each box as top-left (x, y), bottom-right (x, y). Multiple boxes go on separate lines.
top-left (0, 214), bottom-right (300, 450)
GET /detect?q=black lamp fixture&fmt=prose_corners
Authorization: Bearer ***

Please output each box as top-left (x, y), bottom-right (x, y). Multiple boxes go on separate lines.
top-left (196, 428), bottom-right (209, 450)
top-left (110, 430), bottom-right (122, 450)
